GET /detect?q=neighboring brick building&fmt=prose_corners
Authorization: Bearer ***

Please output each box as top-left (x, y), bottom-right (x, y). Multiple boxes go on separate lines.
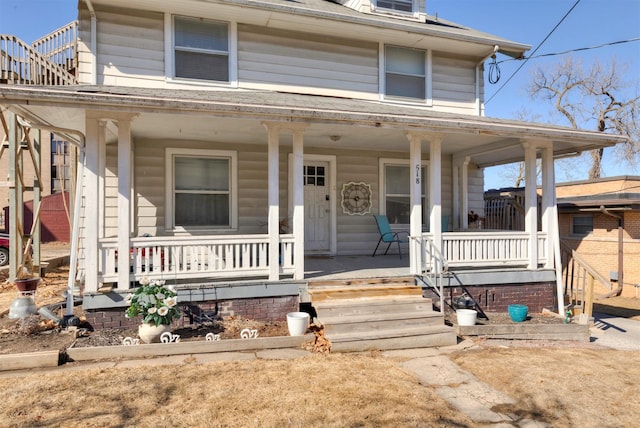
top-left (556, 176), bottom-right (640, 298)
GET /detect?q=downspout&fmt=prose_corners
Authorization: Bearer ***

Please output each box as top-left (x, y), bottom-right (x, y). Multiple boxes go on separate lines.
top-left (16, 115), bottom-right (86, 317)
top-left (85, 0), bottom-right (97, 85)
top-left (475, 45), bottom-right (499, 116)
top-left (599, 206), bottom-right (624, 298)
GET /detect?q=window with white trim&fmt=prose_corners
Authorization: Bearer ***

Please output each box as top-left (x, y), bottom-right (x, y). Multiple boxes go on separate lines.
top-left (385, 45), bottom-right (426, 101)
top-left (174, 16), bottom-right (229, 82)
top-left (571, 215), bottom-right (593, 236)
top-left (375, 0), bottom-right (415, 13)
top-left (380, 159), bottom-right (427, 225)
top-left (166, 149), bottom-right (237, 230)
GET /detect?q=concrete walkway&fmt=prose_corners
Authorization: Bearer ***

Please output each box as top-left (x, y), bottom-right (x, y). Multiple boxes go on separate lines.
top-left (385, 344), bottom-right (552, 427)
top-left (590, 312), bottom-right (640, 350)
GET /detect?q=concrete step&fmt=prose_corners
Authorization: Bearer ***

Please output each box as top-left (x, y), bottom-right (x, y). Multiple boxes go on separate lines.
top-left (329, 325), bottom-right (457, 352)
top-left (309, 277), bottom-right (455, 351)
top-left (320, 310), bottom-right (444, 335)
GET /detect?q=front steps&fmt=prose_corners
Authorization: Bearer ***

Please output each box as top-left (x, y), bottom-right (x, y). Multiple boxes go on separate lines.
top-left (309, 278), bottom-right (457, 352)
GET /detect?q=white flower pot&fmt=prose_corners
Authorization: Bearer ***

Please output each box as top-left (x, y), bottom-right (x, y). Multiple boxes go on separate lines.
top-left (456, 309), bottom-right (477, 326)
top-left (286, 312), bottom-right (310, 336)
top-left (138, 323), bottom-right (171, 344)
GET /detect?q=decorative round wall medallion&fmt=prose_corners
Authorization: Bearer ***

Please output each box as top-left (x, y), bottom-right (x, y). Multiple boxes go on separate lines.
top-left (341, 181), bottom-right (372, 215)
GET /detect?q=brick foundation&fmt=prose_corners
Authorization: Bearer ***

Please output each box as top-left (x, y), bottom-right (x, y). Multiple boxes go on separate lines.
top-left (84, 295), bottom-right (300, 331)
top-left (423, 282), bottom-right (556, 313)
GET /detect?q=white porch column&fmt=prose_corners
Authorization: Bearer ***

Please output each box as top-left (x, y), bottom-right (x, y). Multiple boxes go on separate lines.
top-left (540, 143), bottom-right (554, 268)
top-left (429, 137), bottom-right (442, 246)
top-left (406, 133), bottom-right (423, 275)
top-left (291, 129), bottom-right (305, 280)
top-left (523, 142), bottom-right (539, 269)
top-left (98, 122), bottom-right (106, 239)
top-left (264, 123), bottom-right (281, 281)
top-left (117, 118), bottom-right (133, 290)
top-left (84, 114), bottom-right (101, 293)
top-left (452, 163), bottom-right (459, 230)
top-left (461, 157), bottom-right (470, 229)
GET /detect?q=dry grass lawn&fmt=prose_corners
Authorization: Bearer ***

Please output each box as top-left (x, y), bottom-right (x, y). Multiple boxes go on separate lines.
top-left (451, 347), bottom-right (640, 428)
top-left (0, 353), bottom-right (473, 427)
top-left (1, 347), bottom-right (639, 427)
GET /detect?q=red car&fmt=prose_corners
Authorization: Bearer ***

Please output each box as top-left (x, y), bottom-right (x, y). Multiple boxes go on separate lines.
top-left (0, 233), bottom-right (9, 266)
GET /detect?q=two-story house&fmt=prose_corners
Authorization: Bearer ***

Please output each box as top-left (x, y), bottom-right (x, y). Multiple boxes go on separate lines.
top-left (0, 0), bottom-right (626, 337)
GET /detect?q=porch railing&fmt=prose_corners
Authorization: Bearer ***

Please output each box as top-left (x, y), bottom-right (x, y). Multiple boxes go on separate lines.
top-left (98, 235), bottom-right (295, 286)
top-left (428, 231), bottom-right (547, 268)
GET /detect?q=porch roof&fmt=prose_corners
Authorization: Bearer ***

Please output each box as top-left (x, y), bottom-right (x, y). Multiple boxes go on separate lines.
top-left (1, 85), bottom-right (628, 167)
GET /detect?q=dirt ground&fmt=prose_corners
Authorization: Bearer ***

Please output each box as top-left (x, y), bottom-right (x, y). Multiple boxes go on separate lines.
top-left (0, 266), bottom-right (289, 355)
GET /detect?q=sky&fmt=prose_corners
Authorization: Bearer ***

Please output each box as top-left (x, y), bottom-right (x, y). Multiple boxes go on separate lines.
top-left (1, 0), bottom-right (639, 189)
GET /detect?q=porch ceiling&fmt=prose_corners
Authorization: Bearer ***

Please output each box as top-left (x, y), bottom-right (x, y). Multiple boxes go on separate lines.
top-left (2, 85), bottom-right (627, 167)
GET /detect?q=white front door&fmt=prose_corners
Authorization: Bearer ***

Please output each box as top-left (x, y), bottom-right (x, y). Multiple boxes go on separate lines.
top-left (304, 161), bottom-right (330, 252)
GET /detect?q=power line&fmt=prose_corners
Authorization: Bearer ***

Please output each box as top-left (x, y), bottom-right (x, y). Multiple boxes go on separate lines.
top-left (486, 0), bottom-right (582, 105)
top-left (497, 37), bottom-right (640, 64)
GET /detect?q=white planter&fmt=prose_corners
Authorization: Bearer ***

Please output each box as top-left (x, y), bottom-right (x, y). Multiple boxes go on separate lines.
top-left (138, 323), bottom-right (171, 344)
top-left (286, 312), bottom-right (310, 336)
top-left (456, 309), bottom-right (477, 326)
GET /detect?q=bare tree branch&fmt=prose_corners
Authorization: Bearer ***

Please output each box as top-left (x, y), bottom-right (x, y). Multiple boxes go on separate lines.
top-left (528, 56), bottom-right (639, 178)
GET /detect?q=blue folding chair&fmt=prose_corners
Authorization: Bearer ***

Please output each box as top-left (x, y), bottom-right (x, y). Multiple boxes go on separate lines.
top-left (372, 214), bottom-right (410, 259)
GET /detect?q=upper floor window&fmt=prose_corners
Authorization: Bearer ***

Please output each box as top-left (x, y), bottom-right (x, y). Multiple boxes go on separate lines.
top-left (174, 16), bottom-right (229, 82)
top-left (375, 0), bottom-right (414, 13)
top-left (571, 215), bottom-right (593, 236)
top-left (385, 46), bottom-right (426, 101)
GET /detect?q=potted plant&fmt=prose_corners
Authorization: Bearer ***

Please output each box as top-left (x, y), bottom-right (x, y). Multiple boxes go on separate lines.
top-left (125, 277), bottom-right (181, 343)
top-left (14, 250), bottom-right (40, 293)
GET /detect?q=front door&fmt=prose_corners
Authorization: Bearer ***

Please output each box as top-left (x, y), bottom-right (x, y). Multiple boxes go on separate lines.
top-left (304, 161), bottom-right (330, 252)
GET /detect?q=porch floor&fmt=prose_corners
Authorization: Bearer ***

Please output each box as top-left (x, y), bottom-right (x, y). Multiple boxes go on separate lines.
top-left (304, 254), bottom-right (410, 281)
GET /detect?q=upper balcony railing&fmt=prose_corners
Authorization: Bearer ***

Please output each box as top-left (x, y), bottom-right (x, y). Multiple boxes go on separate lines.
top-left (31, 21), bottom-right (78, 73)
top-left (1, 21), bottom-right (77, 86)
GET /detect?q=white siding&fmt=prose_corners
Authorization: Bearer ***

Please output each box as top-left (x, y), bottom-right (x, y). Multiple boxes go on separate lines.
top-left (432, 53), bottom-right (477, 115)
top-left (238, 25), bottom-right (379, 96)
top-left (77, 5), bottom-right (483, 114)
top-left (79, 5), bottom-right (165, 87)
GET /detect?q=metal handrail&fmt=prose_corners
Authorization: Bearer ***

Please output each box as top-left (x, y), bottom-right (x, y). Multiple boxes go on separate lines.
top-left (419, 236), bottom-right (448, 313)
